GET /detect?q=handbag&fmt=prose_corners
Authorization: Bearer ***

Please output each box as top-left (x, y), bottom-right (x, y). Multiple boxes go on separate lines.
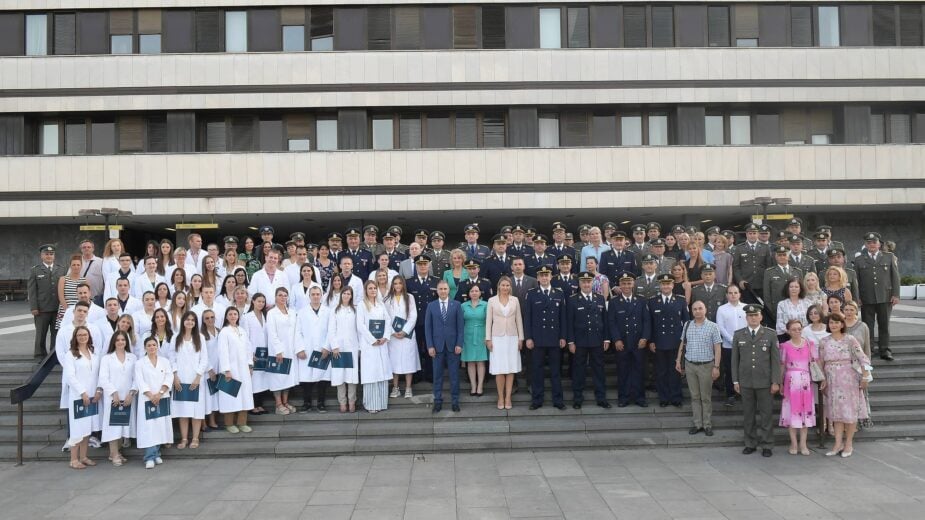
top-left (809, 361), bottom-right (825, 383)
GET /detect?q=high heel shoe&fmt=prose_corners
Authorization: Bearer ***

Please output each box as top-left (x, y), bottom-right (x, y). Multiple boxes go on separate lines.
top-left (825, 449), bottom-right (842, 457)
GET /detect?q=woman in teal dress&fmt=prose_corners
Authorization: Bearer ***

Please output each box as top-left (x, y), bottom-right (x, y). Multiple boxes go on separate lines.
top-left (461, 284), bottom-right (488, 396)
top-left (442, 249), bottom-right (466, 301)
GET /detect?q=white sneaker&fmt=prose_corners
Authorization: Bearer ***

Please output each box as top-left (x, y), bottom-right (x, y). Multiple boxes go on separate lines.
top-left (145, 460), bottom-right (155, 469)
top-left (154, 457), bottom-right (163, 465)
top-left (389, 387), bottom-right (401, 398)
top-left (88, 436), bottom-right (101, 448)
top-left (404, 388), bottom-right (413, 398)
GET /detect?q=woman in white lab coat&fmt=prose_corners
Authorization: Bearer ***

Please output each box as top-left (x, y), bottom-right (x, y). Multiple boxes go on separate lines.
top-left (385, 276), bottom-right (419, 398)
top-left (217, 306), bottom-right (254, 433)
top-left (134, 336), bottom-right (173, 469)
top-left (242, 293), bottom-right (269, 414)
top-left (290, 263), bottom-right (322, 312)
top-left (62, 326), bottom-right (102, 469)
top-left (168, 311), bottom-right (208, 450)
top-left (327, 287), bottom-right (360, 413)
top-left (293, 286), bottom-right (331, 412)
top-left (357, 281), bottom-right (393, 413)
top-left (267, 287), bottom-right (298, 414)
top-left (99, 330), bottom-right (136, 466)
top-left (200, 309), bottom-right (222, 431)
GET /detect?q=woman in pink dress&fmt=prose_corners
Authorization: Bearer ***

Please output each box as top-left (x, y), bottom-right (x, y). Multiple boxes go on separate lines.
top-left (778, 320), bottom-right (817, 456)
top-left (819, 313), bottom-right (871, 458)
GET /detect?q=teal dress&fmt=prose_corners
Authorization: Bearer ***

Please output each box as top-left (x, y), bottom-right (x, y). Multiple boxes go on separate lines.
top-left (443, 268), bottom-right (462, 301)
top-left (461, 300), bottom-right (489, 362)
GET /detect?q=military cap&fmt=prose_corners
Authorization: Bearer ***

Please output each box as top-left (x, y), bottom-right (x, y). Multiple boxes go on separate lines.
top-left (864, 232), bottom-right (882, 242)
top-left (758, 224), bottom-right (772, 233)
top-left (511, 224), bottom-right (526, 234)
top-left (641, 253), bottom-right (658, 263)
top-left (773, 245), bottom-right (789, 254)
top-left (464, 259), bottom-right (480, 269)
top-left (701, 263), bottom-right (716, 272)
top-left (647, 222), bottom-right (662, 231)
top-left (327, 232), bottom-right (344, 241)
top-left (705, 226), bottom-right (721, 236)
top-left (578, 224), bottom-right (592, 233)
top-left (382, 231), bottom-right (398, 240)
top-left (744, 304), bottom-right (763, 315)
top-left (551, 222), bottom-right (567, 232)
top-left (508, 253), bottom-right (524, 261)
top-left (826, 248), bottom-right (846, 258)
top-left (721, 230), bottom-right (736, 238)
top-left (345, 227), bottom-right (361, 237)
top-left (602, 222), bottom-right (617, 231)
top-left (656, 273), bottom-right (674, 284)
top-left (813, 232), bottom-right (828, 241)
top-left (556, 255), bottom-right (573, 264)
top-left (611, 230), bottom-right (627, 239)
top-left (429, 231), bottom-right (445, 241)
top-left (306, 243), bottom-right (318, 250)
top-left (671, 224), bottom-right (686, 234)
top-left (686, 226), bottom-right (699, 235)
top-left (631, 224), bottom-right (647, 233)
top-left (387, 225), bottom-right (403, 236)
top-left (464, 224), bottom-right (480, 233)
top-left (565, 233), bottom-right (574, 240)
top-left (499, 225), bottom-right (513, 234)
top-left (223, 235), bottom-right (239, 244)
top-left (650, 238), bottom-right (666, 247)
top-left (577, 271), bottom-right (595, 281)
top-left (526, 227), bottom-right (536, 237)
top-left (39, 244), bottom-right (56, 253)
top-left (258, 225), bottom-right (274, 234)
top-left (491, 234), bottom-right (507, 244)
top-left (532, 234), bottom-right (548, 244)
top-left (414, 254), bottom-right (431, 264)
top-left (788, 234), bottom-right (802, 243)
top-left (788, 217), bottom-right (803, 226)
top-left (775, 231), bottom-right (789, 240)
top-left (535, 265), bottom-right (554, 275)
top-left (414, 229), bottom-right (429, 238)
top-left (363, 225), bottom-right (379, 234)
top-left (618, 272), bottom-right (636, 283)
top-left (744, 223), bottom-right (760, 231)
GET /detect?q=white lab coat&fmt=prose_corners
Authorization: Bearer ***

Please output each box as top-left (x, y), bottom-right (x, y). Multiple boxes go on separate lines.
top-left (131, 309), bottom-right (156, 339)
top-left (242, 311), bottom-right (269, 393)
top-left (217, 325), bottom-right (255, 413)
top-left (131, 272), bottom-right (166, 299)
top-left (385, 294), bottom-right (420, 375)
top-left (93, 316), bottom-right (120, 353)
top-left (103, 270), bottom-right (135, 300)
top-left (62, 303), bottom-right (106, 327)
top-left (133, 354), bottom-right (174, 449)
top-left (249, 268), bottom-right (290, 308)
top-left (293, 304), bottom-right (331, 383)
top-left (98, 352), bottom-right (136, 442)
top-left (203, 331), bottom-right (221, 414)
top-left (356, 301), bottom-right (393, 384)
top-left (191, 301), bottom-right (227, 328)
top-left (290, 281), bottom-right (323, 312)
top-left (61, 349), bottom-right (102, 446)
top-left (166, 335), bottom-right (208, 419)
top-left (266, 307), bottom-right (298, 391)
top-left (55, 322), bottom-right (103, 409)
top-left (327, 306), bottom-right (360, 386)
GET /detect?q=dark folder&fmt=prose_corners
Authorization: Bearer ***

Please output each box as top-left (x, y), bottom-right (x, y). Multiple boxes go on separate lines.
top-left (369, 319), bottom-right (386, 340)
top-left (307, 350), bottom-right (331, 370)
top-left (144, 398), bottom-right (171, 420)
top-left (174, 383), bottom-right (200, 402)
top-left (331, 352), bottom-right (354, 369)
top-left (109, 404), bottom-right (132, 426)
top-left (217, 376), bottom-right (242, 397)
top-left (206, 377), bottom-right (219, 395)
top-left (392, 316), bottom-right (413, 338)
top-left (254, 347), bottom-right (269, 371)
top-left (73, 399), bottom-right (99, 420)
top-left (266, 357), bottom-right (292, 375)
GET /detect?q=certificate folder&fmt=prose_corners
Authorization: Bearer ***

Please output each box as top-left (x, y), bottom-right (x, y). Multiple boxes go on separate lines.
top-left (109, 404), bottom-right (132, 426)
top-left (206, 377), bottom-right (219, 395)
top-left (145, 398), bottom-right (171, 420)
top-left (217, 376), bottom-right (242, 397)
top-left (392, 316), bottom-right (413, 338)
top-left (369, 319), bottom-right (386, 340)
top-left (73, 399), bottom-right (99, 420)
top-left (266, 357), bottom-right (292, 375)
top-left (254, 347), bottom-right (269, 371)
top-left (331, 352), bottom-right (354, 369)
top-left (174, 383), bottom-right (200, 402)
top-left (307, 350), bottom-right (331, 370)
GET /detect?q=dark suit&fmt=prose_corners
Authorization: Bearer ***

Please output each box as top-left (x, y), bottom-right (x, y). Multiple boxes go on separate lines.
top-left (523, 286), bottom-right (567, 406)
top-left (608, 294), bottom-right (651, 405)
top-left (425, 299), bottom-right (465, 407)
top-left (566, 293), bottom-right (609, 404)
top-left (407, 275), bottom-right (440, 382)
top-left (649, 294), bottom-right (689, 404)
top-left (600, 249), bottom-right (638, 287)
top-left (384, 249), bottom-right (407, 272)
top-left (525, 254), bottom-right (556, 278)
top-left (506, 244), bottom-right (534, 257)
top-left (455, 277), bottom-right (493, 303)
top-left (551, 274), bottom-right (578, 297)
top-left (548, 244), bottom-right (576, 262)
top-left (481, 255), bottom-right (513, 289)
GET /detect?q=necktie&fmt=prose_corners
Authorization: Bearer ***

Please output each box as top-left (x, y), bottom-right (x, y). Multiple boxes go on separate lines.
top-left (441, 301), bottom-right (447, 322)
top-left (470, 245), bottom-right (476, 256)
top-left (751, 329), bottom-right (756, 339)
top-left (516, 279), bottom-right (522, 288)
top-left (543, 289), bottom-right (548, 297)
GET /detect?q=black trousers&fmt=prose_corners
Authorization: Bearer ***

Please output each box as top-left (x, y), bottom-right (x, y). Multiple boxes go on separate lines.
top-left (654, 349), bottom-right (682, 403)
top-left (720, 348), bottom-right (735, 398)
top-left (572, 346), bottom-right (606, 403)
top-left (862, 302), bottom-right (893, 352)
top-left (414, 326), bottom-right (433, 382)
top-left (300, 381), bottom-right (329, 407)
top-left (615, 344), bottom-right (646, 404)
top-left (530, 346), bottom-right (563, 406)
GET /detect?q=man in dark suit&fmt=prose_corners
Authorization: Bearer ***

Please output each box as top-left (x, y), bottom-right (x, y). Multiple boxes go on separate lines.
top-left (566, 272), bottom-right (611, 409)
top-left (506, 224), bottom-right (534, 257)
top-left (548, 222), bottom-right (576, 262)
top-left (407, 255), bottom-right (440, 382)
top-left (425, 280), bottom-right (465, 413)
top-left (608, 273), bottom-right (651, 407)
top-left (482, 234), bottom-right (513, 289)
top-left (649, 274), bottom-right (689, 408)
top-left (381, 231), bottom-right (407, 271)
top-left (509, 257), bottom-right (538, 305)
top-left (523, 266), bottom-right (567, 410)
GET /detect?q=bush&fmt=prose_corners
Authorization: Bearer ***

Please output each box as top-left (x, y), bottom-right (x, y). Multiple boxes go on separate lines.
top-left (900, 275), bottom-right (925, 285)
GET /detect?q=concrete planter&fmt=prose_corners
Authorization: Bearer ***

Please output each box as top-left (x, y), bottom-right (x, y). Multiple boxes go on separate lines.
top-left (916, 284), bottom-right (925, 300)
top-left (900, 285), bottom-right (917, 300)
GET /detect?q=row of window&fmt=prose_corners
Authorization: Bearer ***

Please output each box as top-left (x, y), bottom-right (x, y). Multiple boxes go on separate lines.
top-left (2, 3), bottom-right (924, 56)
top-left (3, 105), bottom-right (921, 156)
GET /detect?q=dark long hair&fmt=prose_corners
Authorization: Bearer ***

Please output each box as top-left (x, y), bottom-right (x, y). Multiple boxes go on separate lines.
top-left (107, 330), bottom-right (132, 354)
top-left (69, 325), bottom-right (94, 358)
top-left (151, 308), bottom-right (174, 343)
top-left (325, 274), bottom-right (346, 306)
top-left (336, 286), bottom-right (355, 313)
top-left (177, 310), bottom-right (203, 352)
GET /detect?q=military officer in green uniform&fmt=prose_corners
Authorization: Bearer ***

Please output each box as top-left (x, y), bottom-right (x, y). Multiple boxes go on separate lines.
top-left (854, 232), bottom-right (901, 360)
top-left (784, 217), bottom-right (813, 251)
top-left (732, 304), bottom-right (780, 457)
top-left (388, 225), bottom-right (410, 254)
top-left (28, 244), bottom-right (63, 359)
top-left (763, 246), bottom-right (803, 325)
top-left (361, 225), bottom-right (384, 256)
top-left (807, 231), bottom-right (831, 273)
top-left (733, 223), bottom-right (771, 303)
top-left (426, 231), bottom-right (452, 279)
top-left (786, 235), bottom-right (816, 274)
top-left (690, 264), bottom-right (726, 322)
top-left (816, 225), bottom-right (844, 251)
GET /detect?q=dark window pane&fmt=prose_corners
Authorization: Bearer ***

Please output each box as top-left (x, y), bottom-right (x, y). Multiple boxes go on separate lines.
top-left (754, 114), bottom-right (781, 145)
top-left (195, 9), bottom-right (221, 52)
top-left (280, 7), bottom-right (305, 26)
top-left (394, 7), bottom-right (421, 50)
top-left (249, 9), bottom-right (282, 52)
top-left (591, 114), bottom-right (616, 146)
top-left (163, 10), bottom-right (195, 53)
top-left (870, 113), bottom-right (885, 144)
top-left (146, 116), bottom-right (167, 152)
top-left (758, 5), bottom-right (788, 47)
top-left (677, 5), bottom-right (706, 47)
top-left (368, 7), bottom-right (391, 50)
top-left (119, 116), bottom-right (144, 152)
top-left (399, 114), bottom-right (422, 149)
top-left (91, 120), bottom-right (115, 154)
top-left (455, 114), bottom-right (477, 148)
top-left (333, 7), bottom-right (364, 50)
top-left (258, 119), bottom-right (283, 151)
top-left (651, 7), bottom-right (674, 47)
top-left (337, 109), bottom-right (368, 150)
top-left (676, 106), bottom-right (705, 145)
top-left (53, 13), bottom-right (76, 55)
top-left (482, 6), bottom-right (506, 49)
top-left (482, 113), bottom-right (505, 148)
top-left (65, 120), bottom-right (86, 155)
top-left (590, 5), bottom-right (621, 48)
top-left (508, 108), bottom-right (538, 147)
top-left (841, 5), bottom-right (872, 46)
top-left (425, 115), bottom-right (451, 148)
top-left (0, 115), bottom-right (25, 155)
top-left (782, 109), bottom-right (808, 144)
top-left (707, 6), bottom-right (729, 47)
top-left (109, 10), bottom-right (133, 35)
top-left (0, 14), bottom-right (25, 56)
top-left (790, 6), bottom-right (813, 47)
top-left (230, 117), bottom-right (254, 151)
top-left (900, 5), bottom-right (923, 46)
top-left (623, 6), bottom-right (647, 47)
top-left (422, 7), bottom-right (452, 50)
top-left (205, 119), bottom-right (226, 152)
top-left (561, 112), bottom-right (589, 146)
top-left (166, 112), bottom-right (195, 152)
top-left (735, 4), bottom-right (759, 39)
top-left (889, 114), bottom-right (911, 143)
top-left (567, 7), bottom-right (590, 48)
top-left (506, 6), bottom-right (538, 48)
top-left (138, 10), bottom-right (162, 35)
top-left (873, 5), bottom-right (897, 46)
top-left (77, 12), bottom-right (108, 54)
top-left (310, 6), bottom-right (333, 49)
top-left (453, 6), bottom-right (478, 49)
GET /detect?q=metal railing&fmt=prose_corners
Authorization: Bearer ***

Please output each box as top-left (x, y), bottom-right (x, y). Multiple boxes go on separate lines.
top-left (9, 352), bottom-right (59, 466)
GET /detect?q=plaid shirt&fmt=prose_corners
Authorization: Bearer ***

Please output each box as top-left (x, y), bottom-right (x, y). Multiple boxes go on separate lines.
top-left (682, 319), bottom-right (722, 363)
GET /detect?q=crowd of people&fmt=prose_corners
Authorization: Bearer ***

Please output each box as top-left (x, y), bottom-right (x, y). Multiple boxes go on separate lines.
top-left (25, 217), bottom-right (899, 468)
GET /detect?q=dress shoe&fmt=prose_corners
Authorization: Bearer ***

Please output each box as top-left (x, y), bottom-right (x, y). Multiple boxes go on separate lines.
top-left (597, 401), bottom-right (612, 409)
top-left (617, 402), bottom-right (629, 408)
top-left (554, 403), bottom-right (566, 410)
top-left (761, 449), bottom-right (773, 457)
top-left (529, 403), bottom-right (542, 410)
top-left (880, 350), bottom-right (894, 361)
top-left (659, 401), bottom-right (668, 408)
top-left (672, 401), bottom-right (682, 408)
top-left (432, 404), bottom-right (442, 413)
top-left (636, 401), bottom-right (648, 408)
top-left (724, 397), bottom-right (736, 407)
top-left (452, 404), bottom-right (460, 412)
top-left (704, 427), bottom-right (714, 436)
top-left (572, 402), bottom-right (582, 410)
top-left (688, 427), bottom-right (704, 435)
top-left (742, 447), bottom-right (757, 455)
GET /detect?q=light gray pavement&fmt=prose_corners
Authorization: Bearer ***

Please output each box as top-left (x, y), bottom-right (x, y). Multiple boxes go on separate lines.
top-left (1, 442), bottom-right (925, 520)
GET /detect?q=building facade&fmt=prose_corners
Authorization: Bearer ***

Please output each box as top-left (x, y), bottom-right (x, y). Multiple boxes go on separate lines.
top-left (0, 1), bottom-right (923, 276)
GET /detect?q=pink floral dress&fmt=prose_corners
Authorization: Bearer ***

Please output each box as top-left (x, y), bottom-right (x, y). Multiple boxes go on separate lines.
top-left (779, 339), bottom-right (817, 428)
top-left (820, 334), bottom-right (870, 423)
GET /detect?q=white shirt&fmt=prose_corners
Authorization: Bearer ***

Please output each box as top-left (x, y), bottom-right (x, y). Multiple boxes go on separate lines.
top-left (716, 302), bottom-right (746, 349)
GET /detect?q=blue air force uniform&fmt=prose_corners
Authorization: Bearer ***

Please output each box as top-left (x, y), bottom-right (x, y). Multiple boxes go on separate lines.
top-left (648, 278), bottom-right (690, 405)
top-left (523, 280), bottom-right (567, 408)
top-left (608, 288), bottom-right (652, 406)
top-left (566, 287), bottom-right (610, 407)
top-left (407, 270), bottom-right (440, 382)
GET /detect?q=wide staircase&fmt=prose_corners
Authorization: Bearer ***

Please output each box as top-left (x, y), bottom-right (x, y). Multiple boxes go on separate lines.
top-left (3, 338), bottom-right (924, 461)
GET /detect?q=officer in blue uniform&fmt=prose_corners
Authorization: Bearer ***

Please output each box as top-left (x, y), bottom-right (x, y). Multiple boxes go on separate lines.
top-left (327, 232), bottom-right (345, 264)
top-left (406, 255), bottom-right (440, 383)
top-left (481, 234), bottom-right (513, 289)
top-left (523, 266), bottom-right (567, 410)
top-left (381, 231), bottom-right (407, 271)
top-left (600, 230), bottom-right (638, 290)
top-left (566, 272), bottom-right (611, 409)
top-left (455, 259), bottom-right (493, 303)
top-left (649, 273), bottom-right (689, 407)
top-left (507, 225), bottom-right (534, 257)
top-left (548, 222), bottom-right (576, 261)
top-left (608, 273), bottom-right (651, 407)
top-left (525, 234), bottom-right (556, 278)
top-left (343, 227), bottom-right (374, 281)
top-left (551, 255), bottom-right (578, 297)
top-left (460, 224), bottom-right (490, 264)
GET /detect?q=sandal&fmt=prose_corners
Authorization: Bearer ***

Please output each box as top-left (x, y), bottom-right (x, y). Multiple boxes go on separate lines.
top-left (111, 457), bottom-right (123, 467)
top-left (176, 439), bottom-right (188, 450)
top-left (190, 439), bottom-right (200, 449)
top-left (800, 449), bottom-right (811, 456)
top-left (339, 404), bottom-right (347, 413)
top-left (80, 458), bottom-right (96, 466)
top-left (69, 460), bottom-right (86, 470)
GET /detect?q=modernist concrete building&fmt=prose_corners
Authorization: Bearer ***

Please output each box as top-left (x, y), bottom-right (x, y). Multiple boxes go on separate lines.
top-left (0, 1), bottom-right (923, 276)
